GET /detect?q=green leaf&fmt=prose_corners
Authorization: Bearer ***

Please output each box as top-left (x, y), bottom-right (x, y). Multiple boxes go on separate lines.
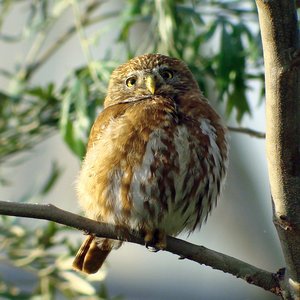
top-left (59, 78), bottom-right (88, 159)
top-left (60, 271), bottom-right (96, 295)
top-left (227, 82), bottom-right (251, 122)
top-left (40, 161), bottom-right (62, 195)
top-left (216, 20), bottom-right (233, 95)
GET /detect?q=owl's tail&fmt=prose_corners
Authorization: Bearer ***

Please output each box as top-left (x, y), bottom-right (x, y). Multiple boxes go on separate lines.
top-left (72, 235), bottom-right (111, 274)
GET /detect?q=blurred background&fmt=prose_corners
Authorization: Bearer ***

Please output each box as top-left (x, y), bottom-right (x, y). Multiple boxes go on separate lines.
top-left (0, 1), bottom-right (286, 299)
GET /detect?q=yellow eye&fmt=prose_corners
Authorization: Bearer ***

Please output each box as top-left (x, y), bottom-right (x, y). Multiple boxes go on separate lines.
top-left (160, 70), bottom-right (173, 80)
top-left (126, 77), bottom-right (137, 87)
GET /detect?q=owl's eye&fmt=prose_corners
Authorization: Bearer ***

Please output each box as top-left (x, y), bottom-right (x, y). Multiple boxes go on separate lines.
top-left (126, 76), bottom-right (137, 87)
top-left (160, 70), bottom-right (173, 80)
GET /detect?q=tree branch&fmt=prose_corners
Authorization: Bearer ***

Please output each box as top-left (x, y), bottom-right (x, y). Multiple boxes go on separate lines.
top-left (255, 1), bottom-right (300, 299)
top-left (227, 126), bottom-right (266, 139)
top-left (25, 5), bottom-right (118, 79)
top-left (0, 200), bottom-right (281, 296)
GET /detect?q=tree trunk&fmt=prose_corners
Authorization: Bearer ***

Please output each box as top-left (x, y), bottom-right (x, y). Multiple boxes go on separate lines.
top-left (256, 1), bottom-right (300, 299)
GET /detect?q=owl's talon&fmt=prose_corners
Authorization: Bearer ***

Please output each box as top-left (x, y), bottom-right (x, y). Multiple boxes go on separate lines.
top-left (143, 229), bottom-right (166, 251)
top-left (146, 243), bottom-right (160, 252)
top-left (144, 230), bottom-right (154, 245)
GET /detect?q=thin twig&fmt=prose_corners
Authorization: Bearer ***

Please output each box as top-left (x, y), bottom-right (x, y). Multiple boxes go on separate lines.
top-left (0, 200), bottom-right (281, 296)
top-left (71, 1), bottom-right (107, 93)
top-left (228, 126), bottom-right (266, 139)
top-left (26, 10), bottom-right (118, 78)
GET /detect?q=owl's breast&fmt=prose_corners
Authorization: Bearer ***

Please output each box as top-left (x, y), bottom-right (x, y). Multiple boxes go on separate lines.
top-left (128, 116), bottom-right (227, 234)
top-left (76, 98), bottom-right (178, 220)
top-left (76, 97), bottom-right (228, 235)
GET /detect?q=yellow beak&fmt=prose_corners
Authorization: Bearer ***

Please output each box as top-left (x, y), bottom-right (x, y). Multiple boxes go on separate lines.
top-left (145, 75), bottom-right (156, 95)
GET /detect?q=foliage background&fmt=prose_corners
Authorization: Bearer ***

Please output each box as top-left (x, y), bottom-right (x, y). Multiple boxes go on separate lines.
top-left (0, 1), bottom-right (285, 299)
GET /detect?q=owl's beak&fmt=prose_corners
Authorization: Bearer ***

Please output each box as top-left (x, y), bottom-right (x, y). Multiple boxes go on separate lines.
top-left (145, 75), bottom-right (156, 95)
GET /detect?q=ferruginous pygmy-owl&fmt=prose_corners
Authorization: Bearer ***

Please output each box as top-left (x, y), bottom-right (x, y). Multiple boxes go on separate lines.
top-left (73, 53), bottom-right (228, 274)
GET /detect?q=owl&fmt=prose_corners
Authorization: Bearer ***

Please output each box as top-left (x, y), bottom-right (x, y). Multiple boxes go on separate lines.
top-left (73, 54), bottom-right (228, 274)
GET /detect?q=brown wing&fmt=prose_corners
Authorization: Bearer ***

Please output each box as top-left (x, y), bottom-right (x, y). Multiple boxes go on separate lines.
top-left (86, 104), bottom-right (128, 152)
top-left (73, 103), bottom-right (129, 274)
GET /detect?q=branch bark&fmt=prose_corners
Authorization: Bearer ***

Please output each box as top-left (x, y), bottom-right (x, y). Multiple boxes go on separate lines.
top-left (227, 126), bottom-right (266, 139)
top-left (255, 1), bottom-right (300, 299)
top-left (0, 200), bottom-right (281, 296)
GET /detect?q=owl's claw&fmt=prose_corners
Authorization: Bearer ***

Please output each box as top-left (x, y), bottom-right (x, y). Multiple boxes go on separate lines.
top-left (143, 228), bottom-right (167, 251)
top-left (145, 243), bottom-right (160, 252)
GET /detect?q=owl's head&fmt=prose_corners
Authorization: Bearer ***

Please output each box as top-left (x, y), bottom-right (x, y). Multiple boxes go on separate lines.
top-left (105, 54), bottom-right (200, 107)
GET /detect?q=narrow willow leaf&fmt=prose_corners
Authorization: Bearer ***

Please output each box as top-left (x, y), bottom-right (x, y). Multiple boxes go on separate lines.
top-left (60, 271), bottom-right (96, 295)
top-left (40, 161), bottom-right (62, 195)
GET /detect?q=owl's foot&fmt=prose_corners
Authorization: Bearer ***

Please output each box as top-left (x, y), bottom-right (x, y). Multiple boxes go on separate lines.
top-left (143, 228), bottom-right (166, 252)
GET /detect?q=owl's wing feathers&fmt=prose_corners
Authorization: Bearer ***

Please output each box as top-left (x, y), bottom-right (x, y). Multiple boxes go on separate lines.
top-left (86, 95), bottom-right (152, 151)
top-left (86, 104), bottom-right (128, 152)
